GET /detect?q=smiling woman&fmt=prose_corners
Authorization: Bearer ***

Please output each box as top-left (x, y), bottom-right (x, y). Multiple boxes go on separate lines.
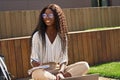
top-left (29, 4), bottom-right (89, 80)
top-left (42, 9), bottom-right (55, 29)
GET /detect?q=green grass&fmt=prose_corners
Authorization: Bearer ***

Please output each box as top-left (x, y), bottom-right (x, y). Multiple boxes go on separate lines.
top-left (88, 62), bottom-right (120, 79)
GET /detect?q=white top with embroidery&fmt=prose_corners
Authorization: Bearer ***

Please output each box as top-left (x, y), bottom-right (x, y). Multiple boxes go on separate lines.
top-left (31, 31), bottom-right (68, 65)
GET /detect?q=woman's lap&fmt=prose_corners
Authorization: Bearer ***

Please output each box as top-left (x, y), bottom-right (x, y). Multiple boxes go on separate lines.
top-left (65, 61), bottom-right (89, 77)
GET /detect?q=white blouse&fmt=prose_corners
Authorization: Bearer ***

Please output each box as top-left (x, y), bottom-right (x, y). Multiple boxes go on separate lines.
top-left (31, 31), bottom-right (68, 65)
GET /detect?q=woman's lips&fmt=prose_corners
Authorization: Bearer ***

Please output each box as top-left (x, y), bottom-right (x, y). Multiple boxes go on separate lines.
top-left (46, 20), bottom-right (50, 23)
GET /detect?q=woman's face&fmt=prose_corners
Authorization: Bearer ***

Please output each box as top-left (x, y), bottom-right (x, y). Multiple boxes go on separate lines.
top-left (42, 9), bottom-right (55, 27)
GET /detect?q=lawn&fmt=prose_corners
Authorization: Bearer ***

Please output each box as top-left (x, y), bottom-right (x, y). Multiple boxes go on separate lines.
top-left (88, 62), bottom-right (120, 79)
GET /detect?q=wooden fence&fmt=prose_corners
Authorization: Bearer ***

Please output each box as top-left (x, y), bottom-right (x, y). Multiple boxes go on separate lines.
top-left (0, 6), bottom-right (120, 39)
top-left (0, 37), bottom-right (31, 79)
top-left (0, 28), bottom-right (120, 79)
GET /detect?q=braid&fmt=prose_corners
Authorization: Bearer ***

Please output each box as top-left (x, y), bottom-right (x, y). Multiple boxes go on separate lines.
top-left (49, 4), bottom-right (68, 52)
top-left (54, 4), bottom-right (68, 36)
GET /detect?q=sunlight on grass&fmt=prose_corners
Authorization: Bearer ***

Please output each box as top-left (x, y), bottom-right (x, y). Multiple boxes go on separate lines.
top-left (88, 62), bottom-right (120, 79)
top-left (84, 26), bottom-right (120, 31)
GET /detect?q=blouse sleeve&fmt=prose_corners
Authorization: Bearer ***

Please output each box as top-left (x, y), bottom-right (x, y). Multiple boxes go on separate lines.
top-left (30, 32), bottom-right (41, 63)
top-left (59, 36), bottom-right (68, 65)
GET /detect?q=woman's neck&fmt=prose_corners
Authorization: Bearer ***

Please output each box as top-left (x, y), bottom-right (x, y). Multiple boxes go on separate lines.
top-left (46, 27), bottom-right (57, 44)
top-left (46, 26), bottom-right (57, 34)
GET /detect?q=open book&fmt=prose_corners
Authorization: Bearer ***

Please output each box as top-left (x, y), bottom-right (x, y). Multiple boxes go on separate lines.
top-left (28, 65), bottom-right (50, 75)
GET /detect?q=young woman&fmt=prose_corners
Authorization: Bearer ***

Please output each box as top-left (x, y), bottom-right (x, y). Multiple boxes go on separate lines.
top-left (30, 4), bottom-right (89, 80)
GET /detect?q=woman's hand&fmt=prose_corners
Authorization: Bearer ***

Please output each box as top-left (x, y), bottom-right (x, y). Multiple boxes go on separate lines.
top-left (56, 72), bottom-right (65, 80)
top-left (56, 63), bottom-right (66, 80)
top-left (32, 60), bottom-right (41, 67)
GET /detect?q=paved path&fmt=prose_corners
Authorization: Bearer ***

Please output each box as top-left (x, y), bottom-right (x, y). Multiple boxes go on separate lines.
top-left (99, 77), bottom-right (119, 80)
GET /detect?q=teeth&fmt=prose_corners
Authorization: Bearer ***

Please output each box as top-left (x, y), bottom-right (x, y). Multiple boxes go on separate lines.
top-left (46, 20), bottom-right (50, 22)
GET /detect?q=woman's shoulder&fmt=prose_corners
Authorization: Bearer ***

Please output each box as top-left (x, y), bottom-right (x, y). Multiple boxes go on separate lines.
top-left (33, 31), bottom-right (39, 37)
top-left (32, 31), bottom-right (41, 39)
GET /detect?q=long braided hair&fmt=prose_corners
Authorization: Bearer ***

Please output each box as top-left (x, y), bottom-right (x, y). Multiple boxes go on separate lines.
top-left (31, 4), bottom-right (68, 53)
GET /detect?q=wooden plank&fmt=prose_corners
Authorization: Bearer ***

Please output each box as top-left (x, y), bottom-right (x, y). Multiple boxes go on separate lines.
top-left (63, 74), bottom-right (99, 80)
top-left (109, 30), bottom-right (115, 61)
top-left (10, 11), bottom-right (17, 38)
top-left (14, 39), bottom-right (24, 78)
top-left (112, 29), bottom-right (119, 61)
top-left (113, 7), bottom-right (119, 26)
top-left (30, 10), bottom-right (37, 33)
top-left (0, 12), bottom-right (7, 38)
top-left (34, 10), bottom-right (40, 23)
top-left (106, 7), bottom-right (111, 27)
top-left (93, 8), bottom-right (99, 28)
top-left (78, 8), bottom-right (84, 30)
top-left (68, 34), bottom-right (74, 64)
top-left (118, 29), bottom-right (120, 60)
top-left (94, 7), bottom-right (99, 27)
top-left (0, 41), bottom-right (1, 53)
top-left (103, 7), bottom-right (109, 27)
top-left (26, 11), bottom-right (32, 35)
top-left (74, 9), bottom-right (80, 31)
top-left (110, 7), bottom-right (117, 26)
top-left (87, 8), bottom-right (92, 29)
top-left (26, 38), bottom-right (32, 68)
top-left (16, 11), bottom-right (22, 37)
top-left (83, 8), bottom-right (89, 30)
top-left (0, 12), bottom-right (2, 38)
top-left (105, 30), bottom-right (111, 61)
top-left (108, 7), bottom-right (112, 27)
top-left (91, 32), bottom-right (98, 64)
top-left (72, 33), bottom-right (79, 62)
top-left (70, 8), bottom-right (76, 31)
top-left (118, 7), bottom-right (120, 25)
top-left (21, 11), bottom-right (28, 36)
top-left (77, 33), bottom-right (84, 61)
top-left (63, 9), bottom-right (71, 32)
top-left (100, 31), bottom-right (108, 62)
top-left (17, 74), bottom-right (99, 80)
top-left (21, 38), bottom-right (31, 77)
top-left (11, 11), bottom-right (18, 37)
top-left (95, 31), bottom-right (103, 64)
top-left (117, 29), bottom-right (120, 60)
top-left (101, 8), bottom-right (105, 27)
top-left (5, 11), bottom-right (12, 38)
top-left (81, 32), bottom-right (89, 62)
top-left (87, 32), bottom-right (94, 65)
top-left (7, 40), bottom-right (17, 78)
top-left (89, 8), bottom-right (95, 28)
top-left (113, 29), bottom-right (119, 60)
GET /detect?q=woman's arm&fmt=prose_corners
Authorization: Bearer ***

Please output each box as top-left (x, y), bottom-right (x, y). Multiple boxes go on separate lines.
top-left (31, 32), bottom-right (42, 67)
top-left (56, 62), bottom-right (66, 80)
top-left (58, 62), bottom-right (67, 73)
